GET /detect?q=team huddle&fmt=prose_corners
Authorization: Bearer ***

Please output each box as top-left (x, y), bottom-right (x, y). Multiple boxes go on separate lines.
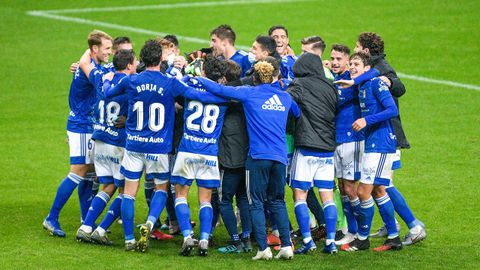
top-left (42, 24), bottom-right (426, 260)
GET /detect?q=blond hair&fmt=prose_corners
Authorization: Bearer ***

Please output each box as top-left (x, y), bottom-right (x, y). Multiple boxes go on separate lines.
top-left (87, 30), bottom-right (113, 49)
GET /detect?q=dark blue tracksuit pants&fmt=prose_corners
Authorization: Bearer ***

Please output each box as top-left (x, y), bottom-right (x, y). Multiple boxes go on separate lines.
top-left (246, 157), bottom-right (291, 250)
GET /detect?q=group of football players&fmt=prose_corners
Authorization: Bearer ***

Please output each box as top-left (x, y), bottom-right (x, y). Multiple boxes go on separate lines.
top-left (42, 24), bottom-right (426, 260)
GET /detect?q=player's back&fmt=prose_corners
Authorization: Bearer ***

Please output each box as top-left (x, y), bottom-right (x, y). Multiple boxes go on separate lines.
top-left (124, 70), bottom-right (181, 154)
top-left (230, 50), bottom-right (251, 78)
top-left (92, 73), bottom-right (128, 147)
top-left (359, 77), bottom-right (396, 153)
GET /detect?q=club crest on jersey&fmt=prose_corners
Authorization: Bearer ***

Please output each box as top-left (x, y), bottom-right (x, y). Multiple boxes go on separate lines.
top-left (262, 94), bottom-right (285, 111)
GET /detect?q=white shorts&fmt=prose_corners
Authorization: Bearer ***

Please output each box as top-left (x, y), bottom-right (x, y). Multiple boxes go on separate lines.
top-left (171, 151), bottom-right (220, 188)
top-left (94, 141), bottom-right (125, 187)
top-left (334, 141), bottom-right (364, 181)
top-left (392, 149), bottom-right (401, 170)
top-left (360, 152), bottom-right (394, 186)
top-left (289, 149), bottom-right (335, 191)
top-left (67, 131), bottom-right (94, 165)
top-left (120, 150), bottom-right (170, 184)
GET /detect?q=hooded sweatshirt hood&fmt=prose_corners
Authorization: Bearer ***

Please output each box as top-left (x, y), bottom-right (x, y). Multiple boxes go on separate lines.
top-left (292, 52), bottom-right (326, 78)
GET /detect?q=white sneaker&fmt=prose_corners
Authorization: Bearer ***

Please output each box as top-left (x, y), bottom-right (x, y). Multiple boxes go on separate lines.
top-left (370, 223), bottom-right (400, 238)
top-left (275, 246), bottom-right (294, 260)
top-left (252, 247), bottom-right (273, 260)
top-left (335, 232), bottom-right (356, 245)
top-left (402, 226), bottom-right (426, 246)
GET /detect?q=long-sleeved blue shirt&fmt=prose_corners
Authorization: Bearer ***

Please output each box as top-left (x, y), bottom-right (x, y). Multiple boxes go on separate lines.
top-left (358, 77), bottom-right (398, 153)
top-left (196, 77), bottom-right (301, 165)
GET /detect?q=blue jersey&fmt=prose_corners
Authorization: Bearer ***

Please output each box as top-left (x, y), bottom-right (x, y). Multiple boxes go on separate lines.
top-left (106, 70), bottom-right (191, 154)
top-left (178, 78), bottom-right (228, 156)
top-left (101, 62), bottom-right (115, 73)
top-left (334, 70), bottom-right (364, 144)
top-left (90, 68), bottom-right (128, 147)
top-left (358, 77), bottom-right (398, 153)
top-left (197, 77), bottom-right (301, 165)
top-left (230, 50), bottom-right (252, 78)
top-left (280, 55), bottom-right (296, 81)
top-left (67, 58), bottom-right (101, 133)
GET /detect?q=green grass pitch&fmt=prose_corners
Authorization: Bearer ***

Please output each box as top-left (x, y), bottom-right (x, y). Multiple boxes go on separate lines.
top-left (0, 0), bottom-right (479, 269)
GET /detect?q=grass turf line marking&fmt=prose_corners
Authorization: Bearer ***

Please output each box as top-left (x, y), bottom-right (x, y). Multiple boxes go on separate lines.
top-left (30, 0), bottom-right (311, 14)
top-left (27, 4), bottom-right (480, 92)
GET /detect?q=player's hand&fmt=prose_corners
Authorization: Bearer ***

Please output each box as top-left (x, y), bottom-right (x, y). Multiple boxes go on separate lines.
top-left (114, 116), bottom-right (126, 128)
top-left (379, 76), bottom-right (391, 87)
top-left (70, 62), bottom-right (79, 73)
top-left (334, 79), bottom-right (354, 88)
top-left (352, 118), bottom-right (367, 131)
top-left (173, 56), bottom-right (187, 69)
top-left (185, 58), bottom-right (204, 76)
top-left (323, 60), bottom-right (331, 69)
top-left (286, 45), bottom-right (296, 56)
top-left (103, 72), bottom-right (114, 82)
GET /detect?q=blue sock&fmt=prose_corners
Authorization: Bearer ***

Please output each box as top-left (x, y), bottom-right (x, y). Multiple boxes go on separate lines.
top-left (294, 200), bottom-right (311, 242)
top-left (199, 202), bottom-right (213, 241)
top-left (78, 179), bottom-right (93, 222)
top-left (342, 196), bottom-right (358, 234)
top-left (47, 173), bottom-right (83, 221)
top-left (87, 172), bottom-right (99, 197)
top-left (147, 190), bottom-right (167, 225)
top-left (99, 194), bottom-right (122, 230)
top-left (83, 191), bottom-right (110, 228)
top-left (144, 179), bottom-right (154, 207)
top-left (375, 194), bottom-right (398, 238)
top-left (386, 186), bottom-right (417, 229)
top-left (175, 198), bottom-right (192, 238)
top-left (323, 200), bottom-right (337, 244)
top-left (121, 194), bottom-right (135, 241)
top-left (358, 197), bottom-right (374, 240)
top-left (350, 197), bottom-right (361, 225)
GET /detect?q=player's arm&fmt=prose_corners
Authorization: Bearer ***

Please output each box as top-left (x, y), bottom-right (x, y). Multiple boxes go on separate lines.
top-left (79, 49), bottom-right (95, 79)
top-left (104, 76), bottom-right (128, 98)
top-left (182, 87), bottom-right (229, 104)
top-left (194, 77), bottom-right (250, 102)
top-left (386, 76), bottom-right (406, 97)
top-left (289, 99), bottom-right (301, 118)
top-left (334, 69), bottom-right (380, 88)
top-left (352, 81), bottom-right (398, 131)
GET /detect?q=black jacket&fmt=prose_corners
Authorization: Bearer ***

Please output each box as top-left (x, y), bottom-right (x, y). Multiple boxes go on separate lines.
top-left (287, 53), bottom-right (338, 152)
top-left (218, 79), bottom-right (249, 168)
top-left (371, 54), bottom-right (410, 149)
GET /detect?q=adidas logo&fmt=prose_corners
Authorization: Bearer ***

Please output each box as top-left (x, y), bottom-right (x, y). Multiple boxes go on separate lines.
top-left (262, 94), bottom-right (286, 111)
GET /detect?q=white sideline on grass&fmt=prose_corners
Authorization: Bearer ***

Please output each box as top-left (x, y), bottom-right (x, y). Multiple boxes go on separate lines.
top-left (27, 1), bottom-right (480, 92)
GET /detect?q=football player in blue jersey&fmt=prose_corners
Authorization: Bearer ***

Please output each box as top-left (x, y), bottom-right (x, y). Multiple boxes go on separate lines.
top-left (331, 44), bottom-right (380, 245)
top-left (105, 40), bottom-right (227, 252)
top-left (43, 30), bottom-right (113, 237)
top-left (170, 56), bottom-right (230, 257)
top-left (210, 25), bottom-right (251, 77)
top-left (195, 57), bottom-right (301, 260)
top-left (353, 32), bottom-right (426, 245)
top-left (339, 52), bottom-right (401, 252)
top-left (268, 25), bottom-right (296, 81)
top-left (74, 49), bottom-right (137, 244)
top-left (287, 52), bottom-right (339, 255)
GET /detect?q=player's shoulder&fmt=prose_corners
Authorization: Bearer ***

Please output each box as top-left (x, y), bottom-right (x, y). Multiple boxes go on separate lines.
top-left (236, 50), bottom-right (248, 56)
top-left (369, 77), bottom-right (388, 92)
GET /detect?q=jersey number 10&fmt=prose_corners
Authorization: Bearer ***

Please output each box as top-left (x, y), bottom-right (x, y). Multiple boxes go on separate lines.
top-left (132, 101), bottom-right (165, 132)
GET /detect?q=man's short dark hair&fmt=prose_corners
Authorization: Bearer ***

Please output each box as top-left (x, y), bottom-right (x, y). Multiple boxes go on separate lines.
top-left (331, 44), bottom-right (350, 55)
top-left (163, 34), bottom-right (179, 47)
top-left (268, 25), bottom-right (288, 37)
top-left (357, 32), bottom-right (384, 55)
top-left (255, 35), bottom-right (277, 56)
top-left (140, 39), bottom-right (162, 67)
top-left (204, 55), bottom-right (226, 82)
top-left (113, 49), bottom-right (135, 71)
top-left (210, 24), bottom-right (236, 45)
top-left (301, 35), bottom-right (326, 52)
top-left (350, 52), bottom-right (372, 67)
top-left (113, 36), bottom-right (131, 51)
top-left (224, 60), bottom-right (242, 82)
